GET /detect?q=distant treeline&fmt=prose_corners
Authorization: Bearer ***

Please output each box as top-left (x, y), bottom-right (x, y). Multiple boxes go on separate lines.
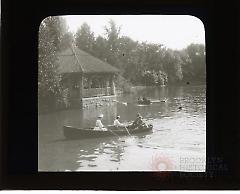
top-left (38, 16), bottom-right (206, 109)
top-left (74, 20), bottom-right (206, 86)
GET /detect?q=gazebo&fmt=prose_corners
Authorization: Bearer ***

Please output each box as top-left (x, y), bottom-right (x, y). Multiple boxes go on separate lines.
top-left (57, 46), bottom-right (120, 108)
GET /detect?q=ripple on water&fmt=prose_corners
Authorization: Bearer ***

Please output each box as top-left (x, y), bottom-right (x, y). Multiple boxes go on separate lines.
top-left (155, 128), bottom-right (171, 131)
top-left (78, 155), bottom-right (98, 161)
top-left (144, 145), bottom-right (151, 148)
top-left (103, 149), bottom-right (115, 154)
top-left (110, 158), bottom-right (120, 162)
top-left (104, 144), bottom-right (117, 148)
top-left (88, 164), bottom-right (97, 167)
top-left (76, 162), bottom-right (85, 168)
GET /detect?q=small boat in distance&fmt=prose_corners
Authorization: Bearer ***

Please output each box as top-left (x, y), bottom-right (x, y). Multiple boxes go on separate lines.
top-left (150, 98), bottom-right (168, 103)
top-left (137, 97), bottom-right (151, 105)
top-left (63, 124), bottom-right (153, 139)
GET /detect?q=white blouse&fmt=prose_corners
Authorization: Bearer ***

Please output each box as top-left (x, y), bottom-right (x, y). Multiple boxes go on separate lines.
top-left (96, 119), bottom-right (104, 129)
top-left (113, 119), bottom-right (124, 127)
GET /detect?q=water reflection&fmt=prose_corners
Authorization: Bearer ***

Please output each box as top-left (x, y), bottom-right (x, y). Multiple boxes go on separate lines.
top-left (39, 85), bottom-right (206, 171)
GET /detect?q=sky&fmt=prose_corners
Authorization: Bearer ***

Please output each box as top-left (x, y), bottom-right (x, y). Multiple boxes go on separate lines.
top-left (63, 15), bottom-right (205, 50)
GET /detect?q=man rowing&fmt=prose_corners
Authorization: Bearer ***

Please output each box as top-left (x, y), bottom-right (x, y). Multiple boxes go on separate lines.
top-left (132, 113), bottom-right (141, 127)
top-left (130, 113), bottom-right (147, 128)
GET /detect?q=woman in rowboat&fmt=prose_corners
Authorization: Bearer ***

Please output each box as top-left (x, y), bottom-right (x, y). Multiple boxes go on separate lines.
top-left (94, 114), bottom-right (107, 131)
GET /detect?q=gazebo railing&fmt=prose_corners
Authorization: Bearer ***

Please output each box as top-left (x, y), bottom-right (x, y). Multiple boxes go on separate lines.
top-left (82, 87), bottom-right (112, 98)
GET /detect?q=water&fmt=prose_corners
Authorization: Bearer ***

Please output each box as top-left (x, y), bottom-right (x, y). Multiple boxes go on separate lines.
top-left (38, 85), bottom-right (206, 172)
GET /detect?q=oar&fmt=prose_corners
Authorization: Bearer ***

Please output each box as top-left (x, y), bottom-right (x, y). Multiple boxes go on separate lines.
top-left (108, 129), bottom-right (126, 142)
top-left (124, 126), bottom-right (132, 137)
top-left (107, 126), bottom-right (128, 142)
top-left (107, 127), bottom-right (121, 138)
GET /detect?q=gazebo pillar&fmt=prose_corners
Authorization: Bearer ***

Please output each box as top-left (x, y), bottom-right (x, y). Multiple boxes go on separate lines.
top-left (87, 76), bottom-right (91, 89)
top-left (67, 75), bottom-right (73, 99)
top-left (110, 75), bottom-right (116, 95)
top-left (79, 74), bottom-right (83, 100)
top-left (87, 76), bottom-right (92, 98)
top-left (105, 76), bottom-right (109, 96)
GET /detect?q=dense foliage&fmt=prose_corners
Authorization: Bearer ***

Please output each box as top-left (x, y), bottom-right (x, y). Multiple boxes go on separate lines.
top-left (38, 16), bottom-right (73, 109)
top-left (75, 20), bottom-right (206, 86)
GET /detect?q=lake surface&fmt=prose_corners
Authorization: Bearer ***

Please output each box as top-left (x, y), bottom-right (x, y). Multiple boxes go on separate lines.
top-left (38, 85), bottom-right (206, 172)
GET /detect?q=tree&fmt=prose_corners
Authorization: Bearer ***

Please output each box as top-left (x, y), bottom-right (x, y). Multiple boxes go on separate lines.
top-left (75, 22), bottom-right (95, 54)
top-left (59, 32), bottom-right (74, 51)
top-left (117, 36), bottom-right (139, 79)
top-left (38, 16), bottom-right (67, 109)
top-left (161, 49), bottom-right (184, 83)
top-left (43, 16), bottom-right (69, 51)
top-left (184, 44), bottom-right (206, 81)
top-left (104, 19), bottom-right (121, 67)
top-left (92, 35), bottom-right (108, 60)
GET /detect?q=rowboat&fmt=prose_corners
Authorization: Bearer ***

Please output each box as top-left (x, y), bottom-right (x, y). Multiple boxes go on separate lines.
top-left (63, 124), bottom-right (153, 139)
top-left (137, 99), bottom-right (151, 105)
top-left (137, 98), bottom-right (168, 105)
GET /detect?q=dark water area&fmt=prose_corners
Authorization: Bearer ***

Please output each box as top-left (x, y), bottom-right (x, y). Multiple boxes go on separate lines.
top-left (39, 85), bottom-right (206, 171)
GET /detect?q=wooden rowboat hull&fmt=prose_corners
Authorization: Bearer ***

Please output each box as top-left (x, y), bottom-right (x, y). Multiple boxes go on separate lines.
top-left (137, 100), bottom-right (151, 105)
top-left (63, 125), bottom-right (153, 139)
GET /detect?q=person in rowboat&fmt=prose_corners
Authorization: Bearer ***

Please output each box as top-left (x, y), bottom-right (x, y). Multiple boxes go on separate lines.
top-left (131, 113), bottom-right (141, 128)
top-left (138, 116), bottom-right (147, 128)
top-left (131, 113), bottom-right (147, 128)
top-left (113, 115), bottom-right (125, 127)
top-left (94, 114), bottom-right (107, 131)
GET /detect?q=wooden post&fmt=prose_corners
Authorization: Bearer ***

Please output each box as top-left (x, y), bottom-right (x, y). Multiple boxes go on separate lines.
top-left (67, 75), bottom-right (73, 99)
top-left (105, 76), bottom-right (109, 96)
top-left (88, 76), bottom-right (91, 89)
top-left (87, 76), bottom-right (92, 98)
top-left (79, 74), bottom-right (83, 100)
top-left (110, 75), bottom-right (116, 95)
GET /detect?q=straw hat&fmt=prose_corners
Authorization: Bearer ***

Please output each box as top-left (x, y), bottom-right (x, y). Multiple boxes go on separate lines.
top-left (98, 114), bottom-right (104, 118)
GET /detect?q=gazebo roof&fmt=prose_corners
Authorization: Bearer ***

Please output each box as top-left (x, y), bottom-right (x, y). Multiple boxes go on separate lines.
top-left (56, 46), bottom-right (120, 74)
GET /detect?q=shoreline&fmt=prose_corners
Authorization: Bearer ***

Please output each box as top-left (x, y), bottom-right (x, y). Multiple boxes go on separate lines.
top-left (39, 84), bottom-right (206, 114)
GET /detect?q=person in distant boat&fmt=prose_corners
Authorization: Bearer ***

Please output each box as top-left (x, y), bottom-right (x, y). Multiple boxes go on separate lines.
top-left (113, 115), bottom-right (125, 127)
top-left (94, 114), bottom-right (107, 131)
top-left (142, 96), bottom-right (150, 103)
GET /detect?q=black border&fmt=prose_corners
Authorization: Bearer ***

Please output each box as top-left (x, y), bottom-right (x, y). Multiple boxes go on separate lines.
top-left (1, 0), bottom-right (240, 190)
